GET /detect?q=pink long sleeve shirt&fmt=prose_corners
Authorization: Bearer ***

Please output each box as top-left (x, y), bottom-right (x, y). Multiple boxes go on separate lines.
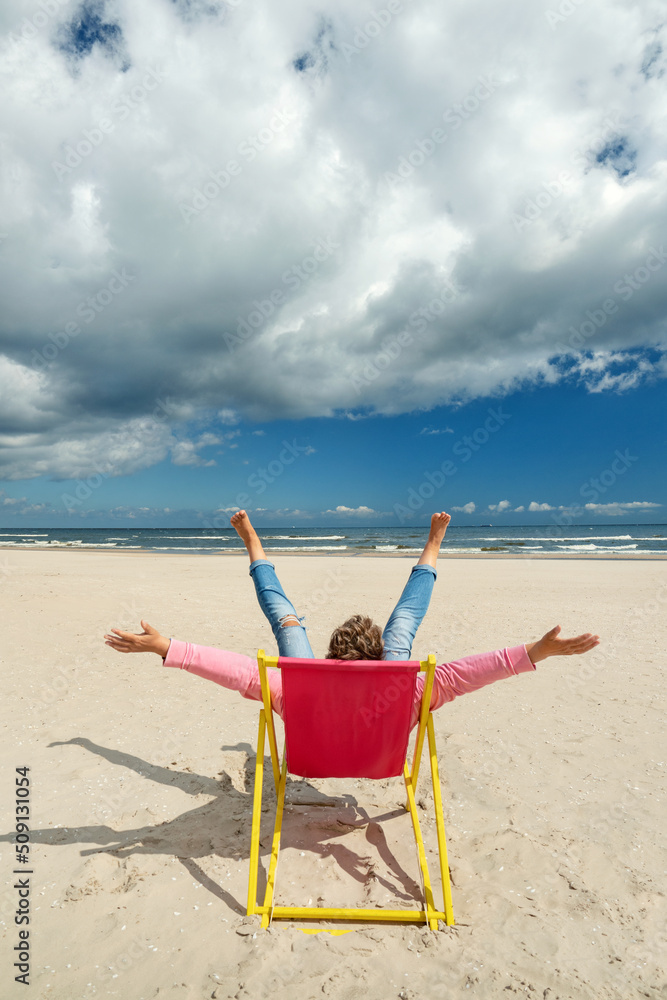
top-left (163, 640), bottom-right (535, 728)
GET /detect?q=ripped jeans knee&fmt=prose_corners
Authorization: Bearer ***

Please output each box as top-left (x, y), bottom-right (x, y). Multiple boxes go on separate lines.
top-left (278, 614), bottom-right (301, 628)
top-left (248, 559), bottom-right (315, 657)
top-left (273, 612), bottom-right (313, 656)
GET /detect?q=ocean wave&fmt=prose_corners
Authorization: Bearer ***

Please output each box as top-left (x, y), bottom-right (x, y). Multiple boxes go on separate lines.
top-left (556, 544), bottom-right (601, 552)
top-left (150, 544), bottom-right (259, 550)
top-left (29, 540), bottom-right (137, 548)
top-left (152, 545), bottom-right (229, 550)
top-left (135, 533), bottom-right (347, 541)
top-left (263, 545), bottom-right (348, 552)
top-left (620, 549), bottom-right (667, 555)
top-left (556, 543), bottom-right (639, 552)
top-left (361, 545), bottom-right (424, 553)
top-left (455, 547), bottom-right (497, 553)
top-left (95, 544), bottom-right (141, 548)
top-left (2, 536), bottom-right (660, 555)
top-left (0, 537), bottom-right (144, 549)
top-left (160, 535), bottom-right (236, 539)
top-left (6, 539), bottom-right (83, 546)
top-left (262, 535), bottom-right (347, 540)
top-left (482, 535), bottom-right (641, 542)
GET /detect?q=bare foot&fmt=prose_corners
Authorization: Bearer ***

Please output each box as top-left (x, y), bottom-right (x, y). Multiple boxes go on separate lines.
top-left (417, 511), bottom-right (451, 568)
top-left (230, 509), bottom-right (266, 562)
top-left (230, 509), bottom-right (252, 541)
top-left (429, 511), bottom-right (451, 544)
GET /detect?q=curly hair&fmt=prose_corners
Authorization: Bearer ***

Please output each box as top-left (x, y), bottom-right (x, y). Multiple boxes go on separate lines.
top-left (326, 614), bottom-right (384, 660)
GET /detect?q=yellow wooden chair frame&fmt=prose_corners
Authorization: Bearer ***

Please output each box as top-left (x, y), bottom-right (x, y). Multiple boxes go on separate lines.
top-left (247, 650), bottom-right (455, 930)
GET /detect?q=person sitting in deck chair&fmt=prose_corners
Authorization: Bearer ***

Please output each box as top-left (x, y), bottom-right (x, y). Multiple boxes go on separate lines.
top-left (104, 511), bottom-right (599, 726)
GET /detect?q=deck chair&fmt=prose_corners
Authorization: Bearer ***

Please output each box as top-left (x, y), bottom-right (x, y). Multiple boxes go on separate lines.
top-left (246, 651), bottom-right (455, 930)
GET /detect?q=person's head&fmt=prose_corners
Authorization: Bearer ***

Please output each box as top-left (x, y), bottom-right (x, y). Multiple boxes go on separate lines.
top-left (326, 614), bottom-right (384, 660)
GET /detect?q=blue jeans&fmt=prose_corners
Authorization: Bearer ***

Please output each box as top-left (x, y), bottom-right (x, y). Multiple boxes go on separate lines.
top-left (248, 559), bottom-right (436, 660)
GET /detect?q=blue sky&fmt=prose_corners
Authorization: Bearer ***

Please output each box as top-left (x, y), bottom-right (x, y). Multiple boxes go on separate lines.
top-left (2, 375), bottom-right (664, 527)
top-left (1, 0), bottom-right (666, 527)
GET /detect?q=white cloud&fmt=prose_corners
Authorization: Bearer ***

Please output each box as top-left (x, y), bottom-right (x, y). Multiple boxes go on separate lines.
top-left (1, 490), bottom-right (26, 505)
top-left (0, 411), bottom-right (176, 481)
top-left (324, 505), bottom-right (377, 516)
top-left (170, 441), bottom-right (216, 467)
top-left (585, 369), bottom-right (652, 394)
top-left (488, 500), bottom-right (511, 512)
top-left (420, 426), bottom-right (454, 435)
top-left (217, 409), bottom-right (240, 425)
top-left (571, 352), bottom-right (659, 394)
top-left (198, 432), bottom-right (223, 446)
top-left (1, 1), bottom-right (666, 480)
top-left (514, 505), bottom-right (525, 512)
top-left (528, 501), bottom-right (554, 512)
top-left (0, 381), bottom-right (238, 478)
top-left (584, 500), bottom-right (661, 516)
top-left (452, 501), bottom-right (476, 513)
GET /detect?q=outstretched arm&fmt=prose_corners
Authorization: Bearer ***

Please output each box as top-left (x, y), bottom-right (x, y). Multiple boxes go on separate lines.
top-left (525, 624), bottom-right (599, 663)
top-left (416, 625), bottom-right (600, 722)
top-left (104, 620), bottom-right (170, 658)
top-left (103, 622), bottom-right (284, 714)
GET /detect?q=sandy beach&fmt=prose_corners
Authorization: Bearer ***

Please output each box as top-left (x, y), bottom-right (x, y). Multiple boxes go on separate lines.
top-left (2, 550), bottom-right (665, 1000)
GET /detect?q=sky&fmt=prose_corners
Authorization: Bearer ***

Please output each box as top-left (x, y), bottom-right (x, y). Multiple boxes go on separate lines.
top-left (0, 0), bottom-right (665, 528)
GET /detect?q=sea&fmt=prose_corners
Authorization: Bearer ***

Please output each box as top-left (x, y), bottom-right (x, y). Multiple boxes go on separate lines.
top-left (0, 524), bottom-right (665, 556)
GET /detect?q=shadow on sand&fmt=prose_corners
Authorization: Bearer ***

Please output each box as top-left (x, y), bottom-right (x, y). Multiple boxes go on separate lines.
top-left (1, 737), bottom-right (423, 913)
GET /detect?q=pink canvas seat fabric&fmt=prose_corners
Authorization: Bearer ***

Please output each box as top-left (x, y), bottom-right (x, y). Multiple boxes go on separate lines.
top-left (279, 657), bottom-right (420, 779)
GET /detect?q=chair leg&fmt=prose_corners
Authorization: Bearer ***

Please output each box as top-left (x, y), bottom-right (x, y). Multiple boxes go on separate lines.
top-left (403, 764), bottom-right (438, 930)
top-left (260, 755), bottom-right (288, 929)
top-left (247, 711), bottom-right (266, 916)
top-left (427, 715), bottom-right (455, 926)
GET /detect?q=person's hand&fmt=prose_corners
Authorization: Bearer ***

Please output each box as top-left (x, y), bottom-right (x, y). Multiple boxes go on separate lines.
top-left (526, 625), bottom-right (599, 664)
top-left (104, 620), bottom-right (170, 658)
